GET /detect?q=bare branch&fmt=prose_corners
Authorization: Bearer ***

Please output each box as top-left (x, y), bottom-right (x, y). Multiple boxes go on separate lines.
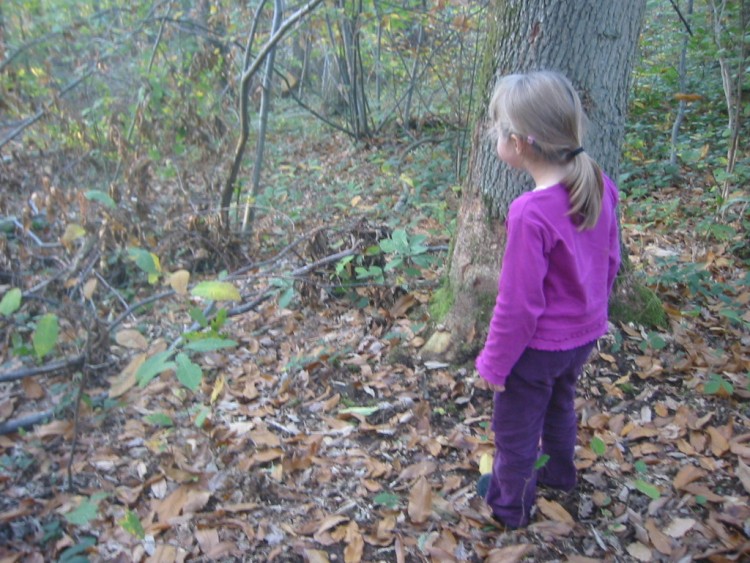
top-left (0, 354), bottom-right (85, 384)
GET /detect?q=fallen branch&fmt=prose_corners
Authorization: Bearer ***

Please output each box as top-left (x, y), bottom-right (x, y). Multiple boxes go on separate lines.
top-left (0, 410), bottom-right (53, 435)
top-left (0, 354), bottom-right (85, 384)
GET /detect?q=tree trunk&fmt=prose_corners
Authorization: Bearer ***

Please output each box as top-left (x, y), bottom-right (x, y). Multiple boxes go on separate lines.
top-left (428, 0), bottom-right (647, 360)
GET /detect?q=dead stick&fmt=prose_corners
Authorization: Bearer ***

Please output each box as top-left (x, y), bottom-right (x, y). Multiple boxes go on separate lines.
top-left (0, 354), bottom-right (85, 383)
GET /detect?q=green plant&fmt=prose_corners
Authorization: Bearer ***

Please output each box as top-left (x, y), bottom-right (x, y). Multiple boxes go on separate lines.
top-left (703, 373), bottom-right (733, 396)
top-left (379, 228), bottom-right (434, 277)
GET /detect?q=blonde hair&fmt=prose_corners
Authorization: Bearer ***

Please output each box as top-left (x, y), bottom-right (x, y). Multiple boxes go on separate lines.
top-left (489, 71), bottom-right (603, 230)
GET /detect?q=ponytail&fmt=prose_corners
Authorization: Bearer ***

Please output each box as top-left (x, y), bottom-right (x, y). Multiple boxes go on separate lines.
top-left (564, 152), bottom-right (603, 230)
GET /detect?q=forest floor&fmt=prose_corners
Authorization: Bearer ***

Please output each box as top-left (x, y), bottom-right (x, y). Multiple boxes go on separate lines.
top-left (0, 124), bottom-right (749, 563)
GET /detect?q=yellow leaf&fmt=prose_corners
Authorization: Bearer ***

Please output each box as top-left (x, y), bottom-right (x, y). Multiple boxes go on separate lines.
top-left (210, 374), bottom-right (225, 404)
top-left (168, 270), bottom-right (190, 294)
top-left (83, 278), bottom-right (98, 299)
top-left (61, 223), bottom-right (86, 245)
top-left (673, 92), bottom-right (702, 102)
top-left (479, 452), bottom-right (493, 475)
top-left (350, 196), bottom-right (362, 207)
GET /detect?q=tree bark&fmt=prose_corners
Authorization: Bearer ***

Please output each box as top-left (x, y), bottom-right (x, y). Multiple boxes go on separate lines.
top-left (429, 0), bottom-right (647, 360)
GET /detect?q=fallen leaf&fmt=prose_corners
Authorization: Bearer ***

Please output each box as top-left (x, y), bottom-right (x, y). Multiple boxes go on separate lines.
top-left (344, 521), bottom-right (364, 563)
top-left (528, 519), bottom-right (573, 537)
top-left (537, 498), bottom-right (574, 525)
top-left (115, 329), bottom-right (149, 350)
top-left (397, 460), bottom-right (437, 483)
top-left (21, 378), bottom-right (45, 400)
top-left (737, 459), bottom-right (750, 495)
top-left (312, 514), bottom-right (349, 540)
top-left (82, 277), bottom-right (98, 299)
top-left (109, 354), bottom-right (146, 398)
top-left (389, 293), bottom-right (417, 318)
top-left (304, 549), bottom-right (330, 563)
top-left (34, 420), bottom-right (73, 439)
top-left (673, 465), bottom-right (706, 490)
top-left (407, 476), bottom-right (432, 524)
top-left (0, 398), bottom-right (14, 421)
top-left (645, 518), bottom-right (672, 555)
top-left (706, 426), bottom-right (730, 457)
top-left (486, 544), bottom-right (534, 562)
top-left (681, 482), bottom-right (724, 502)
top-left (168, 269), bottom-right (190, 294)
top-left (249, 428), bottom-right (281, 448)
top-left (626, 541), bottom-right (652, 561)
top-left (663, 517), bottom-right (696, 538)
top-left (195, 528), bottom-right (220, 554)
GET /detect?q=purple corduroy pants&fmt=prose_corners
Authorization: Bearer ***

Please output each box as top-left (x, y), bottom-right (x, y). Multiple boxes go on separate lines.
top-left (486, 341), bottom-right (595, 527)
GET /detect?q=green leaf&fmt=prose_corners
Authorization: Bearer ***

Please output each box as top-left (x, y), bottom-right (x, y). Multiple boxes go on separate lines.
top-left (128, 247), bottom-right (161, 276)
top-left (175, 353), bottom-right (202, 391)
top-left (384, 257), bottom-right (404, 272)
top-left (84, 190), bottom-right (116, 209)
top-left (194, 405), bottom-right (210, 428)
top-left (634, 479), bottom-right (661, 500)
top-left (634, 460), bottom-right (648, 474)
top-left (278, 286), bottom-right (296, 309)
top-left (591, 436), bottom-right (607, 456)
top-left (373, 491), bottom-right (400, 509)
top-left (191, 281), bottom-right (241, 301)
top-left (144, 412), bottom-right (173, 427)
top-left (64, 499), bottom-right (99, 526)
top-left (704, 379), bottom-right (720, 394)
top-left (58, 536), bottom-right (96, 563)
top-left (534, 454), bottom-right (550, 470)
top-left (189, 306), bottom-right (209, 327)
top-left (183, 338), bottom-right (237, 352)
top-left (32, 313), bottom-right (59, 359)
top-left (379, 238), bottom-right (397, 253)
top-left (0, 288), bottom-right (22, 316)
top-left (118, 509), bottom-right (145, 539)
top-left (135, 351), bottom-right (176, 387)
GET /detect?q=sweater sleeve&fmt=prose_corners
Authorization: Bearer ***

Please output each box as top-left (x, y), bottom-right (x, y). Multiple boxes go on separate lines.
top-left (475, 201), bottom-right (549, 386)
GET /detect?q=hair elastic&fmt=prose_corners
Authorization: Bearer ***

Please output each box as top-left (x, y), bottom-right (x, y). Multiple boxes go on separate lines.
top-left (567, 147), bottom-right (585, 160)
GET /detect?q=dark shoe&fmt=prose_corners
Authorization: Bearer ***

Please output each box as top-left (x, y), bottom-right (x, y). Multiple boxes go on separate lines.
top-left (490, 512), bottom-right (520, 530)
top-left (477, 473), bottom-right (491, 498)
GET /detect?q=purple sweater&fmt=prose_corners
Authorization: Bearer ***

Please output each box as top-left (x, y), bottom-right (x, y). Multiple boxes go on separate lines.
top-left (476, 174), bottom-right (621, 387)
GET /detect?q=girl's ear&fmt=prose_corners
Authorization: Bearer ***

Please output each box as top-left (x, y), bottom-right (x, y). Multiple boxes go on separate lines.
top-left (510, 134), bottom-right (524, 155)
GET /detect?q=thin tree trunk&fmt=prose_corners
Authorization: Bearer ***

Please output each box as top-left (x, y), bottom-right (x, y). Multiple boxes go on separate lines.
top-left (670, 0), bottom-right (694, 167)
top-left (242, 0), bottom-right (283, 234)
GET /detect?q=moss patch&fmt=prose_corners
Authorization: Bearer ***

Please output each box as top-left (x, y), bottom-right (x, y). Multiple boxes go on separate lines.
top-left (610, 281), bottom-right (667, 329)
top-left (429, 283), bottom-right (455, 322)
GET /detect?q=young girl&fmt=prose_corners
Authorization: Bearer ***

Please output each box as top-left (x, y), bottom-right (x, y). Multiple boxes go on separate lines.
top-left (475, 70), bottom-right (621, 528)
